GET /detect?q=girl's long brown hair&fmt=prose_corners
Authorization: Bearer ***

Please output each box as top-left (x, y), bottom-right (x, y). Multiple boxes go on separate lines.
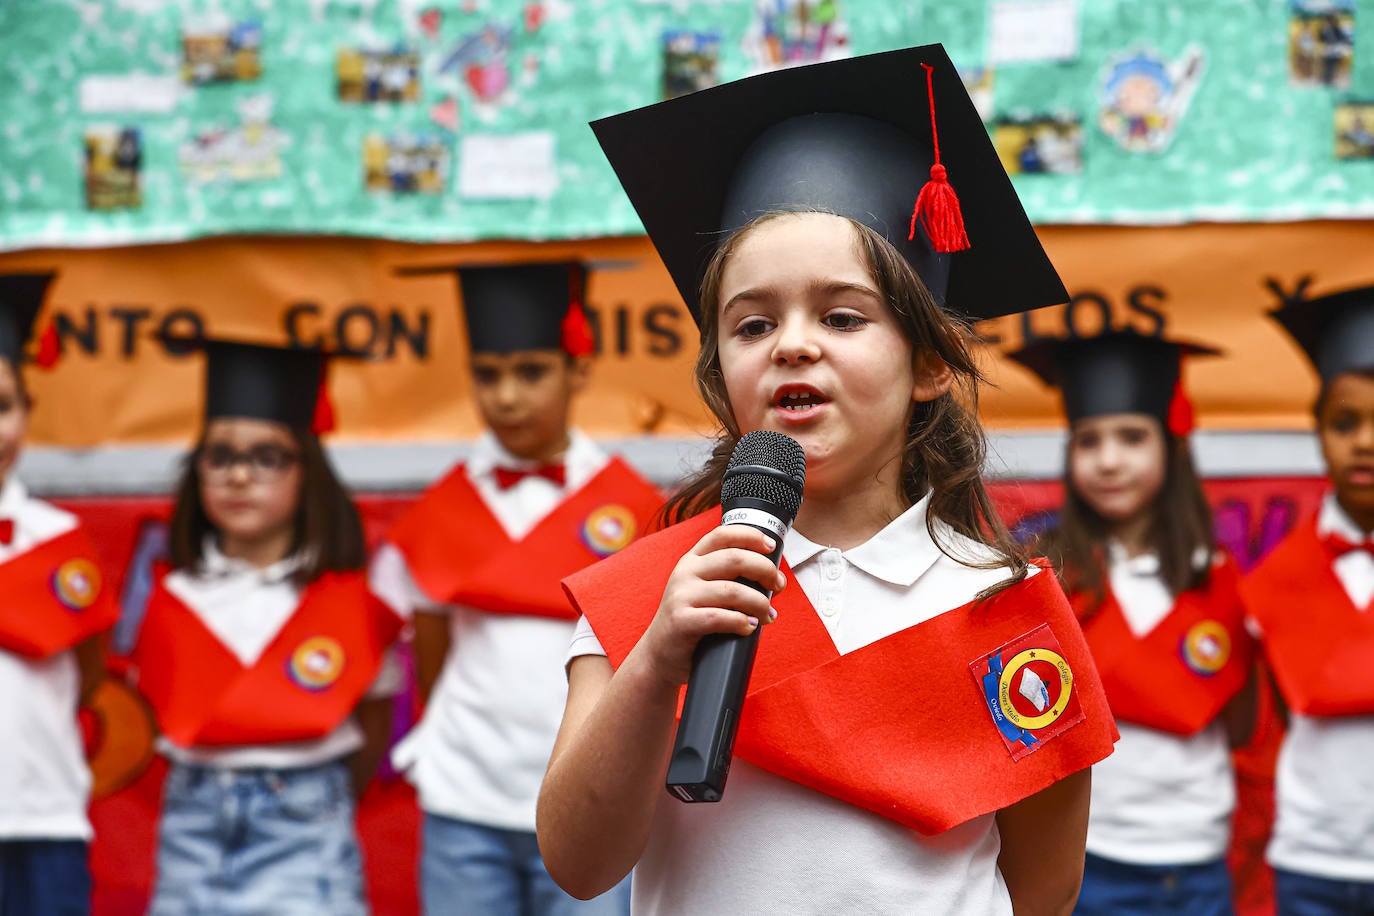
top-left (169, 428), bottom-right (366, 587)
top-left (661, 212), bottom-right (1028, 590)
top-left (1035, 429), bottom-right (1215, 612)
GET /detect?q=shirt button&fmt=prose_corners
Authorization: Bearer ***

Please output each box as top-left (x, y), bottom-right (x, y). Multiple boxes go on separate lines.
top-left (820, 598), bottom-right (838, 617)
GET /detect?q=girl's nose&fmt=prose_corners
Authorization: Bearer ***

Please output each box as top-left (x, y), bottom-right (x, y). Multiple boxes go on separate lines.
top-left (771, 317), bottom-right (821, 365)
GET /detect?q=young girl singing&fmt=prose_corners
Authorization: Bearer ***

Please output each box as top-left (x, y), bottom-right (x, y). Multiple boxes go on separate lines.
top-left (0, 272), bottom-right (118, 916)
top-left (1246, 281), bottom-right (1374, 915)
top-left (1009, 330), bottom-right (1256, 915)
top-left (537, 46), bottom-right (1118, 914)
top-left (132, 339), bottom-right (407, 914)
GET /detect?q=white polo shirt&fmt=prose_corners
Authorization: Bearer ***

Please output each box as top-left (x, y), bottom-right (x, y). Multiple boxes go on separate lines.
top-left (1264, 495), bottom-right (1374, 881)
top-left (379, 431), bottom-right (608, 832)
top-left (0, 477), bottom-right (93, 841)
top-left (1083, 544), bottom-right (1235, 865)
top-left (156, 539), bottom-right (405, 770)
top-left (568, 494), bottom-right (1034, 915)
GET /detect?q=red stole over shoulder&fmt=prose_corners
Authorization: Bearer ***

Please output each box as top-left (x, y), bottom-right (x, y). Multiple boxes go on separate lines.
top-left (134, 570), bottom-right (403, 747)
top-left (1243, 517), bottom-right (1374, 716)
top-left (0, 527), bottom-right (119, 659)
top-left (563, 510), bottom-right (1118, 836)
top-left (1073, 556), bottom-right (1253, 736)
top-left (386, 456), bottom-right (663, 620)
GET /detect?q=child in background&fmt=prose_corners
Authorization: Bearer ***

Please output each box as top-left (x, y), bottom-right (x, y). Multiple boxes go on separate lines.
top-left (375, 262), bottom-right (661, 915)
top-left (1009, 330), bottom-right (1256, 915)
top-left (0, 272), bottom-right (118, 916)
top-left (537, 46), bottom-right (1118, 914)
top-left (132, 339), bottom-right (407, 915)
top-left (1245, 282), bottom-right (1374, 915)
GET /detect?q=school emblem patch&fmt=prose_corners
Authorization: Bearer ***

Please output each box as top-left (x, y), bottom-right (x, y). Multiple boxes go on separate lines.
top-left (581, 504), bottom-right (637, 557)
top-left (287, 637), bottom-right (346, 692)
top-left (970, 624), bottom-right (1085, 761)
top-left (51, 558), bottom-right (102, 611)
top-left (1180, 620), bottom-right (1230, 676)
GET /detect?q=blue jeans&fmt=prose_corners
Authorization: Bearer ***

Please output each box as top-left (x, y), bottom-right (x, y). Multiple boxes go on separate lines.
top-left (1075, 852), bottom-right (1234, 915)
top-left (0, 839), bottom-right (89, 916)
top-left (1275, 868), bottom-right (1374, 915)
top-left (151, 759), bottom-right (367, 916)
top-left (421, 813), bottom-right (630, 916)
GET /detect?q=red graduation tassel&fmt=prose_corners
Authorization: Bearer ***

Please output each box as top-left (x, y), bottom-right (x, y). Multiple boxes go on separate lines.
top-left (561, 264), bottom-right (595, 357)
top-left (1166, 378), bottom-right (1194, 437)
top-left (311, 365), bottom-right (336, 435)
top-left (34, 319), bottom-right (61, 369)
top-left (908, 62), bottom-right (971, 254)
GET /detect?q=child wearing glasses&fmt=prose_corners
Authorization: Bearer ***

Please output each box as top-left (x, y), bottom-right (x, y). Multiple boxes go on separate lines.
top-left (0, 273), bottom-right (118, 916)
top-left (131, 339), bottom-right (408, 915)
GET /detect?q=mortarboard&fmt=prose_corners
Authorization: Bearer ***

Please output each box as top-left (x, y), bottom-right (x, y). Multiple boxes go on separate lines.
top-left (1007, 330), bottom-right (1219, 435)
top-left (394, 261), bottom-right (594, 356)
top-left (1266, 279), bottom-right (1374, 383)
top-left (590, 44), bottom-right (1067, 325)
top-left (0, 272), bottom-right (61, 369)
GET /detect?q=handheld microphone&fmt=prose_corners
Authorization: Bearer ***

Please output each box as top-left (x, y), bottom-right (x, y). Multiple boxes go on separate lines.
top-left (666, 430), bottom-right (806, 803)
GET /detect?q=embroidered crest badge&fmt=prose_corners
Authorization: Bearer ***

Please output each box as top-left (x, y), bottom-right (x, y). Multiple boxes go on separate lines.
top-left (581, 504), bottom-right (637, 557)
top-left (52, 558), bottom-right (102, 611)
top-left (1180, 620), bottom-right (1231, 676)
top-left (287, 636), bottom-right (346, 691)
top-left (970, 624), bottom-right (1085, 761)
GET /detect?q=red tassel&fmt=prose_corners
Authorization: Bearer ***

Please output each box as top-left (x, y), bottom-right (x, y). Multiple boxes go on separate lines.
top-left (908, 62), bottom-right (971, 254)
top-left (34, 319), bottom-right (60, 369)
top-left (561, 301), bottom-right (595, 357)
top-left (1166, 379), bottom-right (1194, 437)
top-left (311, 365), bottom-right (336, 435)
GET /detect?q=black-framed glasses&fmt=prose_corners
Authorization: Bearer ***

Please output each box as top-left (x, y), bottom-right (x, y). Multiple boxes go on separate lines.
top-left (196, 443), bottom-right (300, 481)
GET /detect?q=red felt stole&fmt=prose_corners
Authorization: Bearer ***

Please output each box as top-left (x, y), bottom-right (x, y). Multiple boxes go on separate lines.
top-left (386, 456), bottom-right (663, 620)
top-left (0, 527), bottom-right (120, 659)
top-left (1244, 517), bottom-right (1374, 716)
top-left (1073, 556), bottom-right (1253, 736)
top-left (134, 571), bottom-right (403, 747)
top-left (563, 510), bottom-right (1118, 836)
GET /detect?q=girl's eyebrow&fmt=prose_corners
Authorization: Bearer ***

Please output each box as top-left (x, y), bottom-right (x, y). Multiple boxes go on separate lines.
top-left (722, 279), bottom-right (881, 318)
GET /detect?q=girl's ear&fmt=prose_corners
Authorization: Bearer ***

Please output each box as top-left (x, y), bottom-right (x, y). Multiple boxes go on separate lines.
top-left (911, 350), bottom-right (954, 404)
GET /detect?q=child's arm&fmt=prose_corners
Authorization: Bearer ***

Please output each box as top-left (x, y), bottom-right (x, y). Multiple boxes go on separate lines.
top-left (349, 696), bottom-right (394, 798)
top-left (75, 634), bottom-right (106, 706)
top-left (995, 768), bottom-right (1091, 916)
top-left (412, 612), bottom-right (451, 704)
top-left (537, 525), bottom-right (783, 900)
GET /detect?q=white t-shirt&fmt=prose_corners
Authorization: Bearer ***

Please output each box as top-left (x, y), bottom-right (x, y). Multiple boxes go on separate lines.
top-left (1264, 494), bottom-right (1374, 881)
top-left (568, 494), bottom-right (1034, 915)
top-left (1083, 544), bottom-right (1235, 865)
top-left (153, 539), bottom-right (405, 770)
top-left (381, 431), bottom-right (608, 832)
top-left (0, 477), bottom-right (93, 841)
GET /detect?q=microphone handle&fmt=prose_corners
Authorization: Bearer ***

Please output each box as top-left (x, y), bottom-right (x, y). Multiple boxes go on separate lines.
top-left (665, 507), bottom-right (785, 803)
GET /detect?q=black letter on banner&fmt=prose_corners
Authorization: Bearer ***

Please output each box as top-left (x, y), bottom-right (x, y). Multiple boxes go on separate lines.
top-left (110, 307), bottom-right (152, 358)
top-left (1126, 286), bottom-right (1168, 337)
top-left (335, 305), bottom-right (379, 357)
top-left (284, 302), bottom-right (325, 348)
top-left (1063, 292), bottom-right (1113, 339)
top-left (644, 304), bottom-right (683, 357)
top-left (158, 309), bottom-right (204, 356)
top-left (386, 310), bottom-right (429, 359)
top-left (54, 309), bottom-right (98, 356)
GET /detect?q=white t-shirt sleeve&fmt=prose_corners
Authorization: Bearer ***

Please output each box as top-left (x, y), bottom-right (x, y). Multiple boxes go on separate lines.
top-left (369, 542), bottom-right (448, 616)
top-left (565, 614), bottom-right (608, 670)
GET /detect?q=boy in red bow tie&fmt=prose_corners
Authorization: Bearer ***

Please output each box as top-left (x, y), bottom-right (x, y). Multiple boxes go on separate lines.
top-left (373, 261), bottom-right (660, 916)
top-left (1244, 281), bottom-right (1374, 915)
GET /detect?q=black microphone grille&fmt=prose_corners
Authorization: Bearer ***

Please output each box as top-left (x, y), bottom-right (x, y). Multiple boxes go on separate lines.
top-left (720, 431), bottom-right (806, 523)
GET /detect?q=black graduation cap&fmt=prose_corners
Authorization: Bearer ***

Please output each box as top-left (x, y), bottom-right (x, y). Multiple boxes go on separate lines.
top-left (0, 272), bottom-right (57, 367)
top-left (590, 44), bottom-right (1067, 325)
top-left (162, 335), bottom-right (334, 434)
top-left (1266, 279), bottom-right (1374, 383)
top-left (1006, 330), bottom-right (1219, 433)
top-left (395, 261), bottom-right (594, 356)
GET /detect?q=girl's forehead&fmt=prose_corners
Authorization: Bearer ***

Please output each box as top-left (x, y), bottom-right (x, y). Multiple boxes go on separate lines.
top-left (721, 215), bottom-right (868, 286)
top-left (203, 416), bottom-right (296, 444)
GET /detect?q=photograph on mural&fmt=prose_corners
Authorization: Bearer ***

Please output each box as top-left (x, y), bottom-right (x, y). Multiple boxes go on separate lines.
top-left (1288, 0), bottom-right (1355, 89)
top-left (363, 132), bottom-right (450, 193)
top-left (742, 0), bottom-right (849, 73)
top-left (1097, 45), bottom-right (1205, 153)
top-left (994, 113), bottom-right (1084, 174)
top-left (960, 66), bottom-right (996, 123)
top-left (181, 15), bottom-right (263, 84)
top-left (179, 95), bottom-right (289, 184)
top-left (82, 126), bottom-right (143, 211)
top-left (662, 29), bottom-right (721, 100)
top-left (1335, 100), bottom-right (1374, 159)
top-left (337, 46), bottom-right (422, 103)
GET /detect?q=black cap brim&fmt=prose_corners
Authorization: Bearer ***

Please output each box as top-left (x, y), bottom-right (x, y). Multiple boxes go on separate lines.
top-left (1269, 284), bottom-right (1374, 383)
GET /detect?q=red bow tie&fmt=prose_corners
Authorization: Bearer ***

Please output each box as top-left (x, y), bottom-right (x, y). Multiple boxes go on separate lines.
top-left (0, 519), bottom-right (11, 546)
top-left (494, 464), bottom-right (566, 490)
top-left (1324, 533), bottom-right (1374, 558)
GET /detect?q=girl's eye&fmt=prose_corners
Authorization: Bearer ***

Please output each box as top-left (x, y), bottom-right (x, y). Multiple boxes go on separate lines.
top-left (1120, 429), bottom-right (1148, 446)
top-left (1327, 412), bottom-right (1359, 434)
top-left (736, 318), bottom-right (773, 340)
top-left (0, 397), bottom-right (14, 414)
top-left (824, 312), bottom-right (867, 331)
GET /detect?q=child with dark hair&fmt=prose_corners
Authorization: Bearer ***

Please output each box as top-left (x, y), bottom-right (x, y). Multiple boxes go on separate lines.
top-left (1245, 283), bottom-right (1374, 916)
top-left (132, 340), bottom-right (407, 914)
top-left (537, 46), bottom-right (1118, 914)
top-left (0, 273), bottom-right (118, 916)
top-left (374, 262), bottom-right (661, 915)
top-left (1009, 331), bottom-right (1256, 915)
